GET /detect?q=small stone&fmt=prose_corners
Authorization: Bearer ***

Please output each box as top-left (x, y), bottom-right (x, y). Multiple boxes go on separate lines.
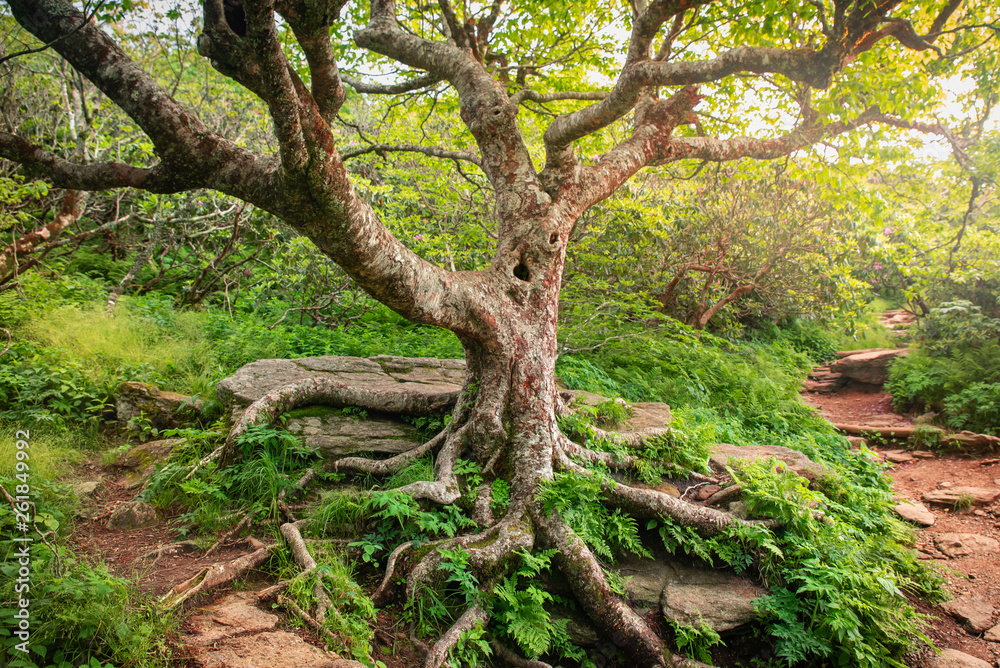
top-left (985, 624), bottom-right (1000, 642)
top-left (71, 480), bottom-right (101, 498)
top-left (939, 481), bottom-right (954, 488)
top-left (108, 501), bottom-right (158, 530)
top-left (912, 450), bottom-right (936, 458)
top-left (974, 509), bottom-right (986, 517)
top-left (691, 484), bottom-right (721, 501)
top-left (934, 533), bottom-right (999, 558)
top-left (939, 595), bottom-right (996, 634)
top-left (893, 500), bottom-right (935, 526)
top-left (927, 648), bottom-right (993, 668)
top-left (884, 450), bottom-right (914, 464)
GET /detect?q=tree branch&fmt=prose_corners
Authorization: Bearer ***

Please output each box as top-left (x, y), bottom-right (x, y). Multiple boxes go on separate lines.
top-left (340, 72), bottom-right (440, 94)
top-left (342, 142), bottom-right (483, 166)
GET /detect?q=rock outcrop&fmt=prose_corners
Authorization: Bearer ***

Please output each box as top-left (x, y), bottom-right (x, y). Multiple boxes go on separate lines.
top-left (217, 355), bottom-right (466, 420)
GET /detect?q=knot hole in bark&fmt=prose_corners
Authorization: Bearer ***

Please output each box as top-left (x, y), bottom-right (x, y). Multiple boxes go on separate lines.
top-left (512, 260), bottom-right (530, 282)
top-left (548, 232), bottom-right (559, 245)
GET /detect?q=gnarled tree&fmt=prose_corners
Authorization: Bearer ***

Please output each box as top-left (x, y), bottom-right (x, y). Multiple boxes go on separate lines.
top-left (1, 0), bottom-right (995, 665)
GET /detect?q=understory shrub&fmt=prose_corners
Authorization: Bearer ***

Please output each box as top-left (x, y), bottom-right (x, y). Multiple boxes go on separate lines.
top-left (889, 302), bottom-right (1000, 434)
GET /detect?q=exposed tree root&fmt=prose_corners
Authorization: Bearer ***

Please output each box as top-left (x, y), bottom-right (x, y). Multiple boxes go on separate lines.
top-left (393, 427), bottom-right (463, 504)
top-left (205, 513), bottom-right (252, 556)
top-left (371, 540), bottom-right (414, 607)
top-left (490, 640), bottom-right (553, 668)
top-left (405, 505), bottom-right (532, 600)
top-left (335, 429), bottom-right (447, 476)
top-left (705, 484), bottom-right (742, 507)
top-left (160, 541), bottom-right (274, 609)
top-left (276, 594), bottom-right (365, 667)
top-left (223, 376), bottom-right (456, 463)
top-left (422, 602), bottom-right (489, 668)
top-left (558, 434), bottom-right (639, 469)
top-left (590, 425), bottom-right (674, 449)
top-left (255, 580), bottom-right (291, 602)
top-left (281, 521), bottom-right (332, 623)
top-left (137, 540), bottom-right (201, 567)
top-left (602, 480), bottom-right (778, 536)
top-left (472, 482), bottom-right (494, 528)
top-left (534, 507), bottom-right (668, 667)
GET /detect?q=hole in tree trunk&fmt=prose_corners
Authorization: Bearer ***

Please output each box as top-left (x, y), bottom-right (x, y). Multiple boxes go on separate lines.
top-left (512, 261), bottom-right (530, 282)
top-left (549, 232), bottom-right (559, 244)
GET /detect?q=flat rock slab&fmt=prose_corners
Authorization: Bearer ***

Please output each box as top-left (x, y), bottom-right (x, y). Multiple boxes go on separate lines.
top-left (190, 631), bottom-right (356, 668)
top-left (217, 356), bottom-right (465, 417)
top-left (985, 624), bottom-right (1000, 642)
top-left (286, 408), bottom-right (421, 457)
top-left (940, 595), bottom-right (996, 634)
top-left (186, 593), bottom-right (278, 646)
top-left (660, 562), bottom-right (765, 633)
top-left (934, 533), bottom-right (999, 559)
top-left (927, 649), bottom-right (993, 668)
top-left (830, 348), bottom-right (908, 385)
top-left (922, 487), bottom-right (1000, 508)
top-left (894, 500), bottom-right (935, 526)
top-left (709, 443), bottom-right (826, 482)
top-left (883, 450), bottom-right (915, 464)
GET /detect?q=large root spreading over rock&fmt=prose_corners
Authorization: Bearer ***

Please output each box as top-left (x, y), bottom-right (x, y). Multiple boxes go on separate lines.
top-left (220, 375), bottom-right (768, 668)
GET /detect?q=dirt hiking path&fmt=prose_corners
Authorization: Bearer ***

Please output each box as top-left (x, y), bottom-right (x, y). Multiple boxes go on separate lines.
top-left (803, 315), bottom-right (1000, 668)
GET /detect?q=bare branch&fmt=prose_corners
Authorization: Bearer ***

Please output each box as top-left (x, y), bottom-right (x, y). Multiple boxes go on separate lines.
top-left (341, 72), bottom-right (440, 94)
top-left (342, 142), bottom-right (483, 166)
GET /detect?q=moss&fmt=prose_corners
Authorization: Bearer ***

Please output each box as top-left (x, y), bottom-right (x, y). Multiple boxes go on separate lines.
top-left (286, 405), bottom-right (343, 419)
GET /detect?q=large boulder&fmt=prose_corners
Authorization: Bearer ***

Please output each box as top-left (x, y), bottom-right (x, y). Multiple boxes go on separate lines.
top-left (829, 348), bottom-right (908, 385)
top-left (116, 381), bottom-right (205, 429)
top-left (217, 355), bottom-right (465, 420)
top-left (660, 562), bottom-right (766, 633)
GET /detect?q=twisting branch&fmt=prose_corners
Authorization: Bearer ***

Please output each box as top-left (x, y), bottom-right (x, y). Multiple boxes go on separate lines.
top-left (342, 142), bottom-right (483, 166)
top-left (341, 72), bottom-right (440, 94)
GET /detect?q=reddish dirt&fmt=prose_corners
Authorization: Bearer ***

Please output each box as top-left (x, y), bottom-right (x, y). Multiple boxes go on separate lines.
top-left (71, 474), bottom-right (248, 597)
top-left (804, 383), bottom-right (1000, 667)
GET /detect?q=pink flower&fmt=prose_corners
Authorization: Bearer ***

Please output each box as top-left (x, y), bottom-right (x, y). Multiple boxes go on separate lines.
top-left (883, 227), bottom-right (893, 235)
top-left (414, 234), bottom-right (423, 241)
top-left (873, 262), bottom-right (882, 270)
